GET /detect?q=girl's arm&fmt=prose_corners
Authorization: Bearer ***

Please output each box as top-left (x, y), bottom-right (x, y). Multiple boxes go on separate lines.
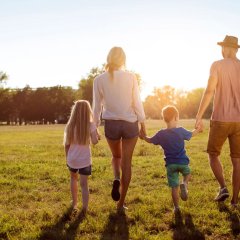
top-left (64, 144), bottom-right (70, 160)
top-left (91, 129), bottom-right (99, 145)
top-left (92, 78), bottom-right (103, 127)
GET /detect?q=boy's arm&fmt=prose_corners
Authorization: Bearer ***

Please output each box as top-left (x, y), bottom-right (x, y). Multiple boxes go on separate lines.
top-left (142, 135), bottom-right (152, 143)
top-left (191, 127), bottom-right (201, 138)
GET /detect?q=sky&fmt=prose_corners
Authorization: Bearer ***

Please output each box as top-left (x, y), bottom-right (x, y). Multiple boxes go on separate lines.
top-left (1, 0), bottom-right (240, 98)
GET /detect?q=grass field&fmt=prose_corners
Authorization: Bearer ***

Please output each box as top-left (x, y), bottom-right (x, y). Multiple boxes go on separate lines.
top-left (0, 120), bottom-right (239, 240)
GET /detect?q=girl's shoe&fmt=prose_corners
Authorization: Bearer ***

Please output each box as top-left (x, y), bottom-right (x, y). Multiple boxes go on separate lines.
top-left (111, 179), bottom-right (121, 201)
top-left (72, 207), bottom-right (78, 217)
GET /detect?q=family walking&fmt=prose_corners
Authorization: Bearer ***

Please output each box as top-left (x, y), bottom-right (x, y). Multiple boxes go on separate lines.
top-left (63, 35), bottom-right (240, 215)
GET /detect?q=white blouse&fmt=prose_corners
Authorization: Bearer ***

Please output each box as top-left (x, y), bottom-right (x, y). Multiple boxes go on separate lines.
top-left (93, 70), bottom-right (145, 126)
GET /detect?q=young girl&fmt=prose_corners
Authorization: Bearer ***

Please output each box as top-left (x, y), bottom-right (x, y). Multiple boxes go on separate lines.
top-left (63, 100), bottom-right (99, 214)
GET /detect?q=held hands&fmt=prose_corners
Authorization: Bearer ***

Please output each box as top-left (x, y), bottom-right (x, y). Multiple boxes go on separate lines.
top-left (195, 118), bottom-right (204, 132)
top-left (139, 122), bottom-right (146, 140)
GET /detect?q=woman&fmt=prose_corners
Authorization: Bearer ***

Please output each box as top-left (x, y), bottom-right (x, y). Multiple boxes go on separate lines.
top-left (93, 47), bottom-right (146, 211)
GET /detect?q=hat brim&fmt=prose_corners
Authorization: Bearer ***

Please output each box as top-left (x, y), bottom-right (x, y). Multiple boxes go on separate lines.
top-left (217, 42), bottom-right (240, 48)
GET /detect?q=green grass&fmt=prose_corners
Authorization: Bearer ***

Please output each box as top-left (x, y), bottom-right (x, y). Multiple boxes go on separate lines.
top-left (0, 120), bottom-right (239, 240)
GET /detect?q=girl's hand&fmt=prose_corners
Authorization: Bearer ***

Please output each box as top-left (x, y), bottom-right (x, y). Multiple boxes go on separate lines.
top-left (97, 128), bottom-right (101, 140)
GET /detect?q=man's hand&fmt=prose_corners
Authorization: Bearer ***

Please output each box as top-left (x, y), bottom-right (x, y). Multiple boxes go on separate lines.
top-left (195, 118), bottom-right (204, 132)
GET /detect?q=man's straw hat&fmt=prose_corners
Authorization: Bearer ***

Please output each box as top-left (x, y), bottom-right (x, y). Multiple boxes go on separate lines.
top-left (217, 35), bottom-right (240, 48)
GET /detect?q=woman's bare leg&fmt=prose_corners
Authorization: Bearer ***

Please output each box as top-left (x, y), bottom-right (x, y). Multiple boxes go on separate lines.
top-left (117, 136), bottom-right (138, 208)
top-left (106, 138), bottom-right (122, 179)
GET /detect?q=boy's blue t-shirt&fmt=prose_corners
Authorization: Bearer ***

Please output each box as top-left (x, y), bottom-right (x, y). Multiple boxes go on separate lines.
top-left (150, 127), bottom-right (192, 166)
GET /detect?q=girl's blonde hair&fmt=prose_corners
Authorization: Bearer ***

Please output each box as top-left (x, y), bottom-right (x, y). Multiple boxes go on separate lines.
top-left (105, 47), bottom-right (126, 80)
top-left (65, 100), bottom-right (92, 145)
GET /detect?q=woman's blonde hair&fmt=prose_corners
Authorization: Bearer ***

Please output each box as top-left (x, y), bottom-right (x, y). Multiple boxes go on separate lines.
top-left (65, 100), bottom-right (92, 145)
top-left (105, 47), bottom-right (126, 80)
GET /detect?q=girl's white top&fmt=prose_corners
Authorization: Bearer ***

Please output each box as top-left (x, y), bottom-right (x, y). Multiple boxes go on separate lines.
top-left (93, 70), bottom-right (145, 127)
top-left (64, 122), bottom-right (97, 169)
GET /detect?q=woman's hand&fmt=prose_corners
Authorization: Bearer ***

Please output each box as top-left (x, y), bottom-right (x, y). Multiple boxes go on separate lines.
top-left (139, 122), bottom-right (146, 138)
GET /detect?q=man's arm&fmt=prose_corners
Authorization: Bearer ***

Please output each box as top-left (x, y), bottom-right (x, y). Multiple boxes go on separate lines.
top-left (195, 76), bottom-right (218, 130)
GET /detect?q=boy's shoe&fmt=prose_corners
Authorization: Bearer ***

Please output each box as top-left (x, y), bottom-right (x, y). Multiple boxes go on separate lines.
top-left (111, 179), bottom-right (120, 201)
top-left (180, 183), bottom-right (188, 201)
top-left (214, 187), bottom-right (229, 202)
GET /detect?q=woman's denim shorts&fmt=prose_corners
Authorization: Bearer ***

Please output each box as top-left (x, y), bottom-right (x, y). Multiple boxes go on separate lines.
top-left (104, 120), bottom-right (139, 140)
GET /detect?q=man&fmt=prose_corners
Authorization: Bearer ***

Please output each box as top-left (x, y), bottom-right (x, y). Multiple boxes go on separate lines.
top-left (195, 35), bottom-right (240, 207)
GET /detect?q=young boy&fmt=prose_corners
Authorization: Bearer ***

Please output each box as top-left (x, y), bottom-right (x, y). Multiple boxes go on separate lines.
top-left (141, 105), bottom-right (200, 212)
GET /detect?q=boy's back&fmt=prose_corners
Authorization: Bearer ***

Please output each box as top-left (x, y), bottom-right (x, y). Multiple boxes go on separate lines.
top-left (150, 127), bottom-right (192, 165)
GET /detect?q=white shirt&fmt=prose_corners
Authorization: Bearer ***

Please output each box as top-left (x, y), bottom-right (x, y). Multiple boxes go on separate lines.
top-left (64, 123), bottom-right (97, 169)
top-left (93, 70), bottom-right (145, 126)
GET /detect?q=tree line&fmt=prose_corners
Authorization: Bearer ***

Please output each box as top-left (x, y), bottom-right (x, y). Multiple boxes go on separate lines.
top-left (0, 68), bottom-right (211, 124)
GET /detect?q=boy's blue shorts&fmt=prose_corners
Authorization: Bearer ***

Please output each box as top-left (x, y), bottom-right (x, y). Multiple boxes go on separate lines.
top-left (166, 164), bottom-right (191, 188)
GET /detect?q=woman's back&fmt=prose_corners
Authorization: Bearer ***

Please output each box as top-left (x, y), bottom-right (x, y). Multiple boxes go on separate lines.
top-left (93, 70), bottom-right (144, 125)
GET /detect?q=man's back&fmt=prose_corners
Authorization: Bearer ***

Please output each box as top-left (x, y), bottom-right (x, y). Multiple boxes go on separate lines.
top-left (210, 58), bottom-right (240, 122)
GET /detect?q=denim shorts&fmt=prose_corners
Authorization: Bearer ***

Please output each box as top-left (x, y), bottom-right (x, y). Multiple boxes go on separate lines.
top-left (104, 120), bottom-right (139, 140)
top-left (67, 165), bottom-right (92, 176)
top-left (166, 164), bottom-right (191, 188)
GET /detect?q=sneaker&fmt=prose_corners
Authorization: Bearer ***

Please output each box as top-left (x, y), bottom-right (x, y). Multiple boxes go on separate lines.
top-left (230, 200), bottom-right (238, 210)
top-left (111, 179), bottom-right (120, 201)
top-left (174, 206), bottom-right (181, 214)
top-left (117, 205), bottom-right (128, 214)
top-left (214, 187), bottom-right (229, 202)
top-left (180, 183), bottom-right (188, 201)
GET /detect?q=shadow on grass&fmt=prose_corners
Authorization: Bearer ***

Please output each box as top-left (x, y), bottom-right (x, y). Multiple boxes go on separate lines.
top-left (38, 207), bottom-right (85, 240)
top-left (172, 211), bottom-right (205, 240)
top-left (218, 202), bottom-right (240, 237)
top-left (100, 212), bottom-right (130, 240)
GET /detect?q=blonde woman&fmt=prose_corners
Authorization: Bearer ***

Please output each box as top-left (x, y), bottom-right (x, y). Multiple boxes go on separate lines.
top-left (93, 47), bottom-right (146, 212)
top-left (64, 100), bottom-right (99, 214)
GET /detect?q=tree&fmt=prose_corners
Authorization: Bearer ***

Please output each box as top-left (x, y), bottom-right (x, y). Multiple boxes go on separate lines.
top-left (143, 85), bottom-right (176, 119)
top-left (77, 66), bottom-right (105, 104)
top-left (0, 71), bottom-right (8, 82)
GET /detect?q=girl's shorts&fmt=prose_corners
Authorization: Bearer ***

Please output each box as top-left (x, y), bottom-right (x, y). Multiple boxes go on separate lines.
top-left (67, 165), bottom-right (92, 176)
top-left (104, 120), bottom-right (139, 140)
